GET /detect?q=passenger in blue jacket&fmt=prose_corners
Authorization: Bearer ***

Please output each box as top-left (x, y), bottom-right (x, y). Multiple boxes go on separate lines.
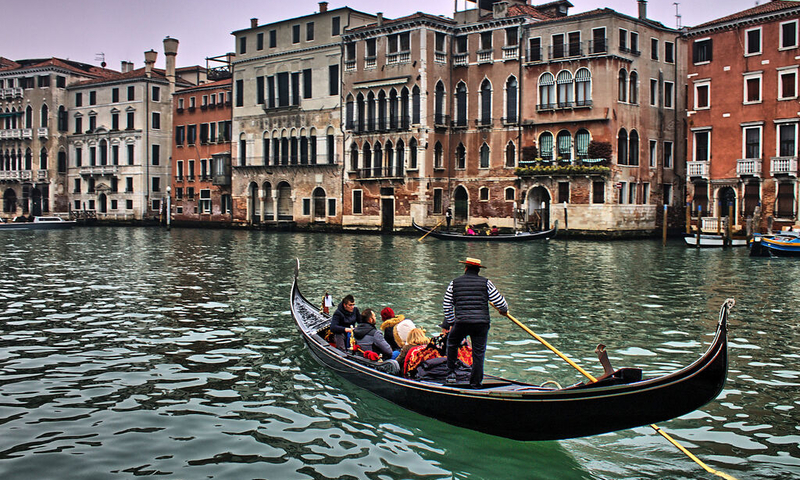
top-left (442, 257), bottom-right (508, 388)
top-left (330, 294), bottom-right (359, 350)
top-left (353, 309), bottom-right (394, 360)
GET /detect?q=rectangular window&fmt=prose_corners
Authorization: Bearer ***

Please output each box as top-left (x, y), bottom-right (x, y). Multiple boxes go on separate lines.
top-left (619, 28), bottom-right (627, 51)
top-left (306, 22), bottom-right (314, 41)
top-left (75, 92), bottom-right (83, 107)
top-left (529, 37), bottom-right (541, 61)
top-left (664, 141), bottom-right (673, 168)
top-left (200, 123), bottom-right (209, 144)
top-left (152, 86), bottom-right (160, 102)
top-left (568, 31), bottom-right (580, 56)
top-left (693, 38), bottom-right (712, 63)
top-left (433, 189), bottom-right (443, 214)
top-left (650, 79), bottom-right (658, 106)
top-left (257, 32), bottom-right (264, 50)
top-left (267, 76), bottom-right (275, 108)
top-left (291, 72), bottom-right (301, 105)
top-left (618, 182), bottom-right (627, 204)
top-left (190, 96), bottom-right (196, 109)
top-left (187, 124), bottom-right (197, 145)
top-left (152, 144), bottom-right (160, 165)
top-left (74, 117), bottom-right (82, 134)
top-left (329, 65), bottom-right (339, 96)
top-left (455, 35), bottom-right (468, 54)
top-left (292, 25), bottom-right (300, 44)
top-left (558, 182), bottom-right (570, 204)
top-left (112, 88), bottom-right (119, 102)
top-left (481, 31), bottom-right (493, 51)
top-left (152, 112), bottom-right (160, 129)
top-left (176, 160), bottom-right (184, 179)
top-left (256, 76), bottom-right (265, 104)
top-left (695, 81), bottom-right (710, 109)
top-left (277, 72), bottom-right (289, 107)
top-left (302, 198), bottom-right (311, 216)
top-left (56, 76), bottom-right (66, 88)
top-left (270, 30), bottom-right (277, 48)
top-left (303, 68), bottom-right (312, 99)
top-left (199, 189), bottom-right (211, 214)
top-left (126, 177), bottom-right (134, 193)
top-left (630, 32), bottom-right (639, 53)
top-left (152, 176), bottom-right (161, 193)
top-left (593, 181), bottom-right (605, 204)
top-left (663, 183), bottom-right (673, 206)
top-left (73, 178), bottom-right (81, 193)
top-left (665, 41), bottom-right (675, 63)
top-left (664, 81), bottom-right (674, 108)
top-left (332, 17), bottom-right (340, 36)
top-left (506, 27), bottom-right (519, 46)
top-left (327, 198), bottom-right (336, 216)
top-left (236, 79), bottom-right (244, 107)
top-left (649, 140), bottom-right (657, 168)
top-left (592, 27), bottom-right (606, 53)
top-left (127, 86), bottom-right (135, 101)
top-left (112, 145), bottom-right (119, 165)
top-left (552, 33), bottom-right (564, 58)
top-left (75, 147), bottom-right (82, 167)
top-left (352, 190), bottom-right (362, 214)
top-left (778, 123), bottom-right (797, 157)
top-left (89, 91), bottom-right (97, 105)
top-left (744, 126), bottom-right (761, 159)
top-left (436, 32), bottom-right (446, 52)
top-left (745, 28), bottom-right (761, 55)
top-left (779, 69), bottom-right (797, 99)
top-left (781, 20), bottom-right (798, 49)
top-left (127, 145), bottom-right (134, 165)
top-left (694, 130), bottom-right (711, 161)
top-left (126, 111), bottom-right (134, 129)
top-left (239, 36), bottom-right (247, 54)
top-left (651, 38), bottom-right (659, 60)
top-left (745, 74), bottom-right (762, 103)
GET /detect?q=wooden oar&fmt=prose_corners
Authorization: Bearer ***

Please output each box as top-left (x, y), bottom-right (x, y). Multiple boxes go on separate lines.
top-left (417, 219), bottom-right (443, 242)
top-left (500, 309), bottom-right (740, 480)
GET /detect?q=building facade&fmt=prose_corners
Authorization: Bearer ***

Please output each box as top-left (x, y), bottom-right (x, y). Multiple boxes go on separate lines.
top-left (686, 1), bottom-right (800, 233)
top-left (171, 78), bottom-right (233, 224)
top-left (0, 58), bottom-right (112, 218)
top-left (230, 3), bottom-right (376, 227)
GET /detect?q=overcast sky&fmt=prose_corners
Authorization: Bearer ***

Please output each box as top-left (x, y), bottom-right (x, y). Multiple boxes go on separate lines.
top-left (5, 0), bottom-right (764, 71)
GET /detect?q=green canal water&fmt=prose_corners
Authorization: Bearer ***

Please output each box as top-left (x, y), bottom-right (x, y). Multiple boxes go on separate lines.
top-left (0, 227), bottom-right (798, 479)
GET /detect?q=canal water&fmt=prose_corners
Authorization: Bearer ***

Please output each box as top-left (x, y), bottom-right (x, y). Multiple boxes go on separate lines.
top-left (0, 227), bottom-right (798, 480)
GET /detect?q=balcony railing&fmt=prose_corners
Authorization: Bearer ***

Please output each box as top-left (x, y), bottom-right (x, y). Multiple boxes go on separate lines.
top-left (737, 158), bottom-right (762, 177)
top-left (589, 38), bottom-right (608, 55)
top-left (434, 52), bottom-right (447, 64)
top-left (477, 50), bottom-right (493, 64)
top-left (502, 45), bottom-right (519, 60)
top-left (386, 52), bottom-right (410, 65)
top-left (356, 166), bottom-right (404, 179)
top-left (37, 127), bottom-right (48, 138)
top-left (80, 165), bottom-right (119, 175)
top-left (687, 160), bottom-right (709, 178)
top-left (22, 128), bottom-right (32, 139)
top-left (0, 170), bottom-right (32, 181)
top-left (365, 56), bottom-right (377, 69)
top-left (344, 60), bottom-right (356, 72)
top-left (453, 53), bottom-right (468, 66)
top-left (771, 156), bottom-right (798, 176)
top-left (536, 103), bottom-right (556, 112)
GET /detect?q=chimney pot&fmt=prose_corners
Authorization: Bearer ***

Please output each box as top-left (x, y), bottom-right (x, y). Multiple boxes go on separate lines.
top-left (144, 49), bottom-right (157, 77)
top-left (377, 12), bottom-right (383, 26)
top-left (319, 2), bottom-right (328, 13)
top-left (638, 0), bottom-right (647, 20)
top-left (250, 18), bottom-right (258, 28)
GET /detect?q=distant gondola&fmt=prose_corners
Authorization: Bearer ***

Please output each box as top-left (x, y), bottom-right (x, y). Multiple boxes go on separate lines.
top-left (412, 219), bottom-right (557, 242)
top-left (289, 260), bottom-right (731, 441)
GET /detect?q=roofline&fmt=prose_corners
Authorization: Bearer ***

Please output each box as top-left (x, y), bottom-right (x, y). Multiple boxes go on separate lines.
top-left (687, 4), bottom-right (800, 37)
top-left (231, 6), bottom-right (376, 35)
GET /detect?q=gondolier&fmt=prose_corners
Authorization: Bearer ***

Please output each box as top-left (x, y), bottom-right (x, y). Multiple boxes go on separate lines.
top-left (442, 257), bottom-right (508, 388)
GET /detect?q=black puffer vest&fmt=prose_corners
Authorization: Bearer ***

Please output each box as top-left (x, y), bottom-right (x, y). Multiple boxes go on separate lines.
top-left (452, 271), bottom-right (490, 324)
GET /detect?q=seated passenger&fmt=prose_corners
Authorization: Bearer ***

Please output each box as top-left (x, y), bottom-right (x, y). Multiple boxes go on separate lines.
top-left (491, 226), bottom-right (499, 235)
top-left (379, 307), bottom-right (416, 354)
top-left (353, 308), bottom-right (393, 360)
top-left (397, 328), bottom-right (429, 375)
top-left (330, 294), bottom-right (359, 351)
top-left (465, 225), bottom-right (477, 235)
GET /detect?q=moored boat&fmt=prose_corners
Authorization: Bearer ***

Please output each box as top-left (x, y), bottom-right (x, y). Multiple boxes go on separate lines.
top-left (750, 230), bottom-right (800, 257)
top-left (290, 259), bottom-right (731, 441)
top-left (0, 216), bottom-right (76, 231)
top-left (683, 233), bottom-right (748, 247)
top-left (412, 219), bottom-right (557, 242)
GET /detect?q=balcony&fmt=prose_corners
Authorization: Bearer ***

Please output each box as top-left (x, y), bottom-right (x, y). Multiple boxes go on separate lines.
top-left (502, 45), bottom-right (519, 61)
top-left (175, 175), bottom-right (184, 183)
top-left (452, 118), bottom-right (468, 129)
top-left (386, 52), bottom-right (410, 65)
top-left (687, 160), bottom-right (709, 179)
top-left (434, 52), bottom-right (447, 64)
top-left (356, 166), bottom-right (404, 180)
top-left (37, 170), bottom-right (48, 181)
top-left (771, 156), bottom-right (798, 177)
top-left (476, 117), bottom-right (493, 129)
top-left (37, 127), bottom-right (48, 138)
top-left (21, 128), bottom-right (32, 139)
top-left (536, 103), bottom-right (556, 112)
top-left (0, 170), bottom-right (32, 181)
top-left (365, 56), bottom-right (377, 70)
top-left (453, 53), bottom-right (468, 67)
top-left (80, 165), bottom-right (119, 176)
top-left (502, 116), bottom-right (518, 126)
top-left (736, 158), bottom-right (762, 177)
top-left (344, 60), bottom-right (356, 72)
top-left (477, 50), bottom-right (493, 64)
top-left (9, 129), bottom-right (22, 139)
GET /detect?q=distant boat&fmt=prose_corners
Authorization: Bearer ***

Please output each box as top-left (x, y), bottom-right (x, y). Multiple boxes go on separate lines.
top-left (412, 219), bottom-right (557, 242)
top-left (0, 216), bottom-right (76, 231)
top-left (750, 231), bottom-right (800, 257)
top-left (683, 234), bottom-right (748, 247)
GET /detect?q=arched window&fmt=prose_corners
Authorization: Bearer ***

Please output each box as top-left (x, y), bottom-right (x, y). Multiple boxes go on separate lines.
top-left (25, 148), bottom-right (33, 170)
top-left (412, 86), bottom-right (421, 124)
top-left (629, 71), bottom-right (638, 104)
top-left (617, 129), bottom-right (628, 165)
top-left (385, 140), bottom-right (394, 178)
top-left (356, 93), bottom-right (365, 132)
top-left (434, 81), bottom-right (445, 125)
top-left (25, 106), bottom-right (33, 129)
top-left (480, 79), bottom-right (492, 125)
top-left (367, 91), bottom-right (376, 132)
top-left (479, 187), bottom-right (490, 201)
top-left (239, 133), bottom-right (247, 166)
top-left (506, 141), bottom-right (516, 167)
top-left (400, 87), bottom-right (410, 129)
top-left (618, 69), bottom-right (627, 103)
top-left (39, 148), bottom-right (48, 170)
top-left (629, 129), bottom-right (639, 166)
top-left (280, 136), bottom-right (289, 165)
top-left (362, 142), bottom-right (372, 177)
top-left (350, 143), bottom-right (359, 171)
top-left (505, 187), bottom-right (515, 201)
top-left (480, 142), bottom-right (490, 168)
top-left (456, 143), bottom-right (466, 169)
top-left (538, 72), bottom-right (555, 109)
top-left (395, 140), bottom-right (404, 177)
top-left (556, 70), bottom-right (573, 107)
top-left (345, 94), bottom-right (354, 130)
top-left (539, 132), bottom-right (554, 161)
top-left (505, 76), bottom-right (517, 123)
top-left (377, 90), bottom-right (386, 131)
top-left (373, 142), bottom-right (382, 176)
top-left (576, 129), bottom-right (590, 159)
top-left (41, 104), bottom-right (49, 129)
top-left (455, 82), bottom-right (468, 127)
top-left (434, 141), bottom-right (443, 169)
top-left (409, 138), bottom-right (418, 169)
top-left (388, 88), bottom-right (398, 130)
top-left (263, 133), bottom-right (270, 165)
top-left (575, 68), bottom-right (592, 106)
top-left (557, 130), bottom-right (572, 161)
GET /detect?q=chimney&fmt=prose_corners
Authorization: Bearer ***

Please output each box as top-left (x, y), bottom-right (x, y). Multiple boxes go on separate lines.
top-left (377, 12), bottom-right (383, 26)
top-left (493, 1), bottom-right (509, 19)
top-left (121, 61), bottom-right (133, 73)
top-left (163, 37), bottom-right (179, 92)
top-left (319, 2), bottom-right (328, 13)
top-left (638, 0), bottom-right (647, 20)
top-left (250, 18), bottom-right (258, 28)
top-left (144, 49), bottom-right (157, 78)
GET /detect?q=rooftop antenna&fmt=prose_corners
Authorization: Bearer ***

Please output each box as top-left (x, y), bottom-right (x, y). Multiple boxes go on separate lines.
top-left (673, 2), bottom-right (682, 29)
top-left (95, 52), bottom-right (106, 68)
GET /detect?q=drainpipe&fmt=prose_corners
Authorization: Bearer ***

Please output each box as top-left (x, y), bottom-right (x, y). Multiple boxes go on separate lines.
top-left (144, 49), bottom-right (157, 219)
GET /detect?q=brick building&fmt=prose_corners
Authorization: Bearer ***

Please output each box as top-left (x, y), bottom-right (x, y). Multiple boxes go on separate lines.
top-left (686, 1), bottom-right (800, 233)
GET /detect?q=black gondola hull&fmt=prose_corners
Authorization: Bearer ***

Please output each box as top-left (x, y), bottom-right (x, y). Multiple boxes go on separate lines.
top-left (412, 219), bottom-right (557, 242)
top-left (291, 268), bottom-right (729, 441)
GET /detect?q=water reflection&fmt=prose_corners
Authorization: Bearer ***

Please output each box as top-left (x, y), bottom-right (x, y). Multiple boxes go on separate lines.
top-left (0, 228), bottom-right (798, 479)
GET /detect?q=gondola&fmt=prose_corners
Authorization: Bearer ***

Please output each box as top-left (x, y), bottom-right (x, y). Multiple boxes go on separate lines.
top-left (412, 219), bottom-right (557, 242)
top-left (289, 260), bottom-right (731, 441)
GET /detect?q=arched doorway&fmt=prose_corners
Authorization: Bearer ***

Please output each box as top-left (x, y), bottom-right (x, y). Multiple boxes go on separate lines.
top-left (718, 186), bottom-right (736, 224)
top-left (277, 182), bottom-right (293, 220)
top-left (248, 182), bottom-right (259, 224)
top-left (453, 185), bottom-right (469, 223)
top-left (527, 186), bottom-right (551, 231)
top-left (262, 182), bottom-right (273, 221)
top-left (31, 188), bottom-right (42, 216)
top-left (98, 193), bottom-right (108, 214)
top-left (3, 189), bottom-right (17, 214)
top-left (312, 187), bottom-right (326, 221)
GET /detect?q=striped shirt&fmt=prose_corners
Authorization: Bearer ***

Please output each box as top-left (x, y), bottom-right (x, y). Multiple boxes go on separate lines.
top-left (442, 278), bottom-right (507, 326)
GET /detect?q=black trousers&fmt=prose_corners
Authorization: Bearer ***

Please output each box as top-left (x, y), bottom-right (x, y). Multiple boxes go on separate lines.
top-left (446, 322), bottom-right (490, 387)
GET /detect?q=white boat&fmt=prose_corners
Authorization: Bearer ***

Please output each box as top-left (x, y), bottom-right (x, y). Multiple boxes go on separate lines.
top-left (0, 216), bottom-right (76, 230)
top-left (684, 234), bottom-right (747, 247)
